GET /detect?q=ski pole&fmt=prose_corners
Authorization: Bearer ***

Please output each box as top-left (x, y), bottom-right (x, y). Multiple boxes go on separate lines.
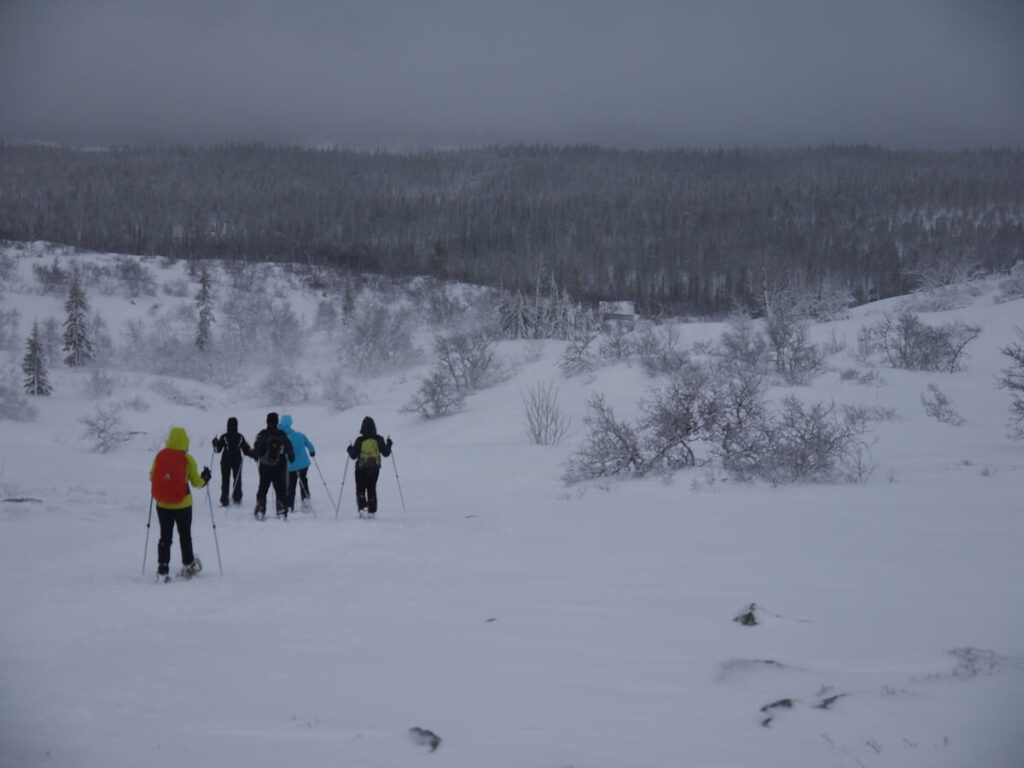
top-left (335, 455), bottom-right (350, 519)
top-left (205, 446), bottom-right (223, 574)
top-left (205, 481), bottom-right (223, 575)
top-left (390, 447), bottom-right (408, 515)
top-left (310, 456), bottom-right (335, 517)
top-left (142, 495), bottom-right (154, 576)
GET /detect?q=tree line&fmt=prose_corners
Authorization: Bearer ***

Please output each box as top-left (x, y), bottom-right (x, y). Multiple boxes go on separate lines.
top-left (1, 142), bottom-right (1022, 316)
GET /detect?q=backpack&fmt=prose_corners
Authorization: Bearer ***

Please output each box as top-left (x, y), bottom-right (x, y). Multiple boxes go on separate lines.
top-left (262, 433), bottom-right (284, 465)
top-left (152, 448), bottom-right (188, 504)
top-left (358, 437), bottom-right (380, 468)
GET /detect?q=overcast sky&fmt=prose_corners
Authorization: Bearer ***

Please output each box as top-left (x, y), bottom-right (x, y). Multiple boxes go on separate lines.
top-left (1, 0), bottom-right (1022, 151)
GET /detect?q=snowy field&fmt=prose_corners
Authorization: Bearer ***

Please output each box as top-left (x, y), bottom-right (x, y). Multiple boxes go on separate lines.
top-left (1, 243), bottom-right (1023, 768)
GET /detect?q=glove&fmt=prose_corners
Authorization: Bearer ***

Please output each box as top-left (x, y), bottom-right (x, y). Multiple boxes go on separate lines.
top-left (211, 437), bottom-right (219, 449)
top-left (386, 436), bottom-right (393, 448)
top-left (309, 450), bottom-right (315, 457)
top-left (201, 466), bottom-right (212, 483)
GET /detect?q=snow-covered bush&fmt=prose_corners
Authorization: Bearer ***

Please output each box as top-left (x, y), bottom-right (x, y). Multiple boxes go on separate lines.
top-left (0, 252), bottom-right (15, 297)
top-left (342, 294), bottom-right (417, 374)
top-left (999, 326), bottom-right (1024, 440)
top-left (765, 310), bottom-right (825, 385)
top-left (522, 380), bottom-right (571, 446)
top-left (434, 331), bottom-right (507, 393)
top-left (858, 311), bottom-right (982, 373)
top-left (0, 366), bottom-right (38, 421)
top-left (714, 314), bottom-right (770, 377)
top-left (560, 332), bottom-right (598, 377)
top-left (32, 258), bottom-right (68, 295)
top-left (995, 261), bottom-right (1024, 303)
top-left (636, 362), bottom-right (717, 469)
top-left (0, 308), bottom-right (21, 351)
top-left (921, 383), bottom-right (965, 426)
top-left (259, 364), bottom-right (311, 405)
top-left (113, 256), bottom-right (157, 298)
top-left (319, 368), bottom-right (363, 411)
top-left (636, 324), bottom-right (690, 377)
top-left (401, 369), bottom-right (465, 419)
top-left (758, 396), bottom-right (873, 484)
top-left (80, 402), bottom-right (132, 452)
top-left (562, 393), bottom-right (644, 482)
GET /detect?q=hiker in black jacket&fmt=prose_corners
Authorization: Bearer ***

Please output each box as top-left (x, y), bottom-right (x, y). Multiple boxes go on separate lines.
top-left (346, 416), bottom-right (392, 517)
top-left (250, 412), bottom-right (295, 519)
top-left (212, 416), bottom-right (252, 507)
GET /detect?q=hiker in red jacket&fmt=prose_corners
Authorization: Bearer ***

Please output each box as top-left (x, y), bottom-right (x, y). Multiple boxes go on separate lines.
top-left (150, 426), bottom-right (211, 581)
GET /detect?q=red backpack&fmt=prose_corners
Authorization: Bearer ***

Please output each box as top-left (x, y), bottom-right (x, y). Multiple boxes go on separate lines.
top-left (152, 448), bottom-right (188, 504)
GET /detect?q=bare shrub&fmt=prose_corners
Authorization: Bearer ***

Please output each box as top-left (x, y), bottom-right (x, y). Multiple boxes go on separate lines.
top-left (765, 311), bottom-right (825, 385)
top-left (715, 314), bottom-right (770, 376)
top-left (113, 256), bottom-right (156, 298)
top-left (858, 311), bottom-right (982, 372)
top-left (342, 294), bottom-right (417, 374)
top-left (80, 403), bottom-right (132, 452)
top-left (998, 326), bottom-right (1024, 440)
top-left (32, 258), bottom-right (68, 294)
top-left (921, 383), bottom-right (965, 426)
top-left (637, 362), bottom-right (717, 469)
top-left (760, 396), bottom-right (874, 484)
top-left (523, 380), bottom-right (571, 445)
top-left (435, 331), bottom-right (507, 392)
top-left (563, 392), bottom-right (644, 482)
top-left (560, 332), bottom-right (598, 377)
top-left (707, 365), bottom-right (771, 478)
top-left (401, 369), bottom-right (465, 419)
top-left (840, 403), bottom-right (898, 431)
top-left (636, 324), bottom-right (691, 377)
top-left (0, 308), bottom-right (20, 351)
top-left (598, 324), bottom-right (633, 362)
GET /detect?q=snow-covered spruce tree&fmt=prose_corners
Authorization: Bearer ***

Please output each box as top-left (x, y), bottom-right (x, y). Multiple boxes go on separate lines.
top-left (21, 321), bottom-right (52, 396)
top-left (62, 271), bottom-right (94, 367)
top-left (195, 264), bottom-right (214, 352)
top-left (999, 326), bottom-right (1024, 440)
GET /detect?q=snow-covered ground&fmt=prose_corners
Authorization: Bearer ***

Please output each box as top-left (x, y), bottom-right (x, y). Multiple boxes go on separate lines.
top-left (1, 244), bottom-right (1023, 767)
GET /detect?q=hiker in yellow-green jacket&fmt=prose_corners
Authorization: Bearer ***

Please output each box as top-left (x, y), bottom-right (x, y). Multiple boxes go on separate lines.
top-left (150, 426), bottom-right (211, 581)
top-left (345, 416), bottom-right (392, 517)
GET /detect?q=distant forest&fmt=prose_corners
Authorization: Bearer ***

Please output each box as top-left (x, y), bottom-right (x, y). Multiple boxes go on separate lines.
top-left (1, 143), bottom-right (1022, 316)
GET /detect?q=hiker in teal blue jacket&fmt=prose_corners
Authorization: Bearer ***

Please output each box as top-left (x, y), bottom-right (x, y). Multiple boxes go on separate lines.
top-left (280, 414), bottom-right (316, 514)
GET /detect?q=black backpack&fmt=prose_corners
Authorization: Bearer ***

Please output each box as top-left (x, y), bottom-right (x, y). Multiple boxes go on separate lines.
top-left (261, 432), bottom-right (284, 465)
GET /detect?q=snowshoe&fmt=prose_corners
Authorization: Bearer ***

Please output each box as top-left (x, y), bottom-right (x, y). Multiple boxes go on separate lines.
top-left (178, 557), bottom-right (203, 579)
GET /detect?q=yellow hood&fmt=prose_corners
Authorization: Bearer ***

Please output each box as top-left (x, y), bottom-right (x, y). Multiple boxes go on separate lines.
top-left (165, 426), bottom-right (190, 452)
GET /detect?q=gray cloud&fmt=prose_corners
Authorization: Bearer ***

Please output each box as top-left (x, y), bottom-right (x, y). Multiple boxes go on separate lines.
top-left (1, 0), bottom-right (1022, 149)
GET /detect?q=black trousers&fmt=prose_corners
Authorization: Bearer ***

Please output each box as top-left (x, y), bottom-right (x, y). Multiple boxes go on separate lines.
top-left (256, 461), bottom-right (288, 514)
top-left (287, 467), bottom-right (310, 510)
top-left (354, 464), bottom-right (381, 513)
top-left (157, 505), bottom-right (194, 568)
top-left (219, 457), bottom-right (243, 505)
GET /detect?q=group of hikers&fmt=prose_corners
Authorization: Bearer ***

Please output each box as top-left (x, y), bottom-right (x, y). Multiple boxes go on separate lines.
top-left (148, 413), bottom-right (393, 580)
